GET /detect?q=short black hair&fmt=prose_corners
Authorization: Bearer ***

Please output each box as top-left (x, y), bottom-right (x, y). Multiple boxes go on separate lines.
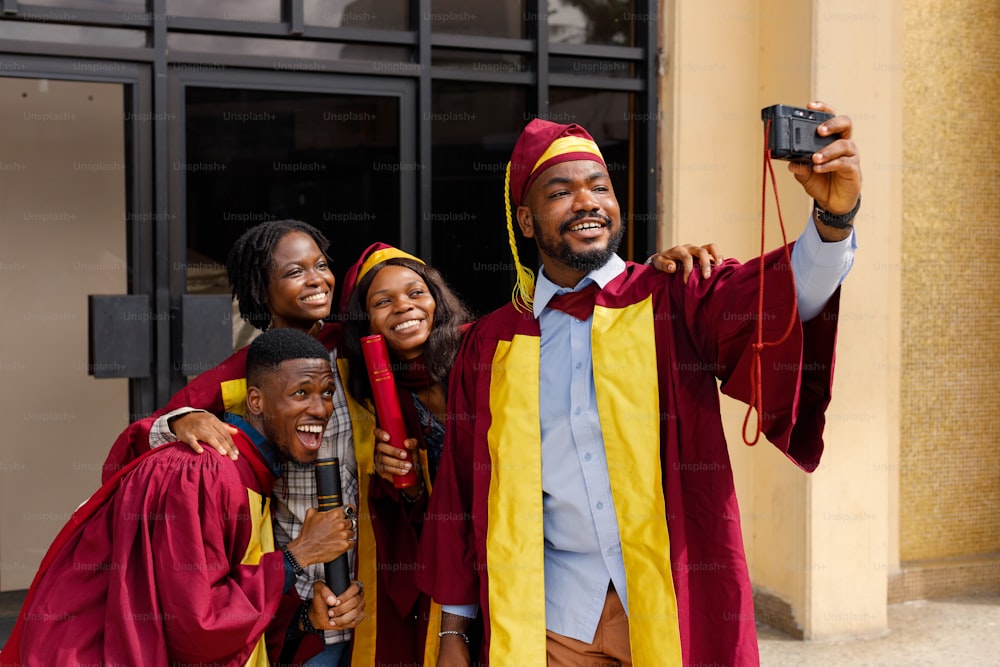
top-left (226, 220), bottom-right (331, 331)
top-left (246, 327), bottom-right (331, 386)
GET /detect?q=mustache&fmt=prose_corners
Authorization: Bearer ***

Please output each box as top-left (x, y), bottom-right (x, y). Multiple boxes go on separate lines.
top-left (558, 210), bottom-right (614, 234)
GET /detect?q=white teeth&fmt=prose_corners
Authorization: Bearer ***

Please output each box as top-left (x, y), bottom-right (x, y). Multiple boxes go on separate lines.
top-left (297, 424), bottom-right (323, 433)
top-left (393, 320), bottom-right (421, 332)
top-left (570, 222), bottom-right (603, 232)
top-left (302, 293), bottom-right (327, 302)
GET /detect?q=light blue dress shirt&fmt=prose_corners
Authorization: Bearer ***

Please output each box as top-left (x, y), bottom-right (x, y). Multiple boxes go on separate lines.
top-left (443, 221), bottom-right (856, 642)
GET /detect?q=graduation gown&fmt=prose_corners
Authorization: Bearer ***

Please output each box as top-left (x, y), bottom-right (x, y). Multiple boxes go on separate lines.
top-left (1, 420), bottom-right (288, 667)
top-left (417, 247), bottom-right (841, 666)
top-left (98, 321), bottom-right (405, 666)
top-left (338, 366), bottom-right (443, 667)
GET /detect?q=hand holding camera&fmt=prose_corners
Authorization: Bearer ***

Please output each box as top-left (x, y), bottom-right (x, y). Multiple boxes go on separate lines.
top-left (763, 100), bottom-right (861, 235)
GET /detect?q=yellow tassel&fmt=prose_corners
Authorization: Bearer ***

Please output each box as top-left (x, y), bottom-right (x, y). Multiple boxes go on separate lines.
top-left (504, 161), bottom-right (535, 313)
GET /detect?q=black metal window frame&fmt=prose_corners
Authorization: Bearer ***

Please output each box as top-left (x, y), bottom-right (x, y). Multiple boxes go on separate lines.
top-left (0, 0), bottom-right (659, 411)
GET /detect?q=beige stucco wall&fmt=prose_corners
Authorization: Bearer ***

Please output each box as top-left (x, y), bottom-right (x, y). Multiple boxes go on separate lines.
top-left (660, 0), bottom-right (902, 638)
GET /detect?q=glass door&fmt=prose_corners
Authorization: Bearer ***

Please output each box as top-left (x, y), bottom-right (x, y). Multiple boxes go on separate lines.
top-left (169, 70), bottom-right (416, 383)
top-left (0, 75), bottom-right (131, 591)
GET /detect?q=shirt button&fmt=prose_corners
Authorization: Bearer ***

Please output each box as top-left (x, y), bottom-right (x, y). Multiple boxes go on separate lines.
top-left (576, 362), bottom-right (583, 370)
top-left (584, 453), bottom-right (592, 461)
top-left (574, 406), bottom-right (582, 416)
top-left (596, 501), bottom-right (603, 510)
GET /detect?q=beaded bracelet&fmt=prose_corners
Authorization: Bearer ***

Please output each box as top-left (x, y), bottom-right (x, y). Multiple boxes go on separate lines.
top-left (299, 601), bottom-right (324, 636)
top-left (282, 545), bottom-right (305, 577)
top-left (438, 629), bottom-right (470, 644)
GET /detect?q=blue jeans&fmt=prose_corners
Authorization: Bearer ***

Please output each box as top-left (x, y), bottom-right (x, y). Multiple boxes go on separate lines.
top-left (300, 640), bottom-right (351, 667)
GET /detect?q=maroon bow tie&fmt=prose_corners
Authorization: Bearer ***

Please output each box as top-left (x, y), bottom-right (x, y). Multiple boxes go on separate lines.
top-left (546, 282), bottom-right (600, 320)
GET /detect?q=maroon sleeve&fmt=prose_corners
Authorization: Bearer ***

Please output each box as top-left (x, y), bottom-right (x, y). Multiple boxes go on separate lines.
top-left (415, 326), bottom-right (481, 606)
top-left (676, 243), bottom-right (839, 471)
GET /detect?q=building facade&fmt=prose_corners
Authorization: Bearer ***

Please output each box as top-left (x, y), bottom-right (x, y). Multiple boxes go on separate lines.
top-left (1, 0), bottom-right (997, 643)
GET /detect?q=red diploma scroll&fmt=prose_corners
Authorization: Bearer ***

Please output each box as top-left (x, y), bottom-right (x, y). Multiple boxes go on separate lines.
top-left (361, 334), bottom-right (419, 489)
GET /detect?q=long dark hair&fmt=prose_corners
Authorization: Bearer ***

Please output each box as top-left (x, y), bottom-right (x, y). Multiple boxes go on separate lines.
top-left (341, 257), bottom-right (472, 403)
top-left (226, 220), bottom-right (331, 331)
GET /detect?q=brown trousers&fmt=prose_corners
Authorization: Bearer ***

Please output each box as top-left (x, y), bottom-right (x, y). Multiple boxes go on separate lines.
top-left (546, 588), bottom-right (632, 667)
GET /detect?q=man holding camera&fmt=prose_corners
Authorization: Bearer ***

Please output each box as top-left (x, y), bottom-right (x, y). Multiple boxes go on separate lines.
top-left (418, 101), bottom-right (860, 666)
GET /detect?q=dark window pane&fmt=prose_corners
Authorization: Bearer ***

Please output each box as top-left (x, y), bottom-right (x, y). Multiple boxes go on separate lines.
top-left (432, 49), bottom-right (528, 75)
top-left (166, 0), bottom-right (279, 22)
top-left (304, 0), bottom-right (410, 30)
top-left (167, 33), bottom-right (412, 64)
top-left (548, 0), bottom-right (636, 46)
top-left (550, 55), bottom-right (634, 79)
top-left (429, 0), bottom-right (525, 39)
top-left (430, 81), bottom-right (528, 316)
top-left (184, 87), bottom-right (401, 311)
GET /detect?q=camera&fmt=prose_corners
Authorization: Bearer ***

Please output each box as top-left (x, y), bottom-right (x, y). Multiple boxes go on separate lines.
top-left (761, 104), bottom-right (838, 164)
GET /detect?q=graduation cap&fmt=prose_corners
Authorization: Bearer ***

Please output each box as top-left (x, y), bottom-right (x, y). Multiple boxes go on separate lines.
top-left (503, 119), bottom-right (606, 312)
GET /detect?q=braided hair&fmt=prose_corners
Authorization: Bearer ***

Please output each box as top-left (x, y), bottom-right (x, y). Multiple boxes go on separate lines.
top-left (226, 220), bottom-right (331, 331)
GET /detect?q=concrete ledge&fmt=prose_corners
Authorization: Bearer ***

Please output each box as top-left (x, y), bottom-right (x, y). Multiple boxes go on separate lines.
top-left (889, 553), bottom-right (1000, 603)
top-left (753, 588), bottom-right (803, 639)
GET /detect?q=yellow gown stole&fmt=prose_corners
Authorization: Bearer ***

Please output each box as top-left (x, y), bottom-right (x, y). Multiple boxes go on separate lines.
top-left (338, 358), bottom-right (442, 666)
top-left (240, 489), bottom-right (275, 667)
top-left (485, 296), bottom-right (682, 665)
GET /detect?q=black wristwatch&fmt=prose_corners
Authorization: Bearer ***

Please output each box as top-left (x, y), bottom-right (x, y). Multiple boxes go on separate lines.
top-left (814, 195), bottom-right (860, 229)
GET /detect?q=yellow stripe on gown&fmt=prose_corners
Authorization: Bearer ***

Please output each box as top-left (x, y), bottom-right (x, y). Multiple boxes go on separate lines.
top-left (240, 489), bottom-right (275, 667)
top-left (484, 297), bottom-right (682, 664)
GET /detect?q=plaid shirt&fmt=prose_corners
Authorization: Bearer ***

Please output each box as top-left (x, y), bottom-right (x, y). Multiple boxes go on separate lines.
top-left (150, 348), bottom-right (359, 646)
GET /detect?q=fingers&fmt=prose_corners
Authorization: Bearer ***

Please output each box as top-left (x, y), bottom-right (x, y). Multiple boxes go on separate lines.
top-left (690, 245), bottom-right (718, 282)
top-left (375, 443), bottom-right (415, 479)
top-left (201, 425), bottom-right (239, 460)
top-left (173, 413), bottom-right (239, 460)
top-left (810, 144), bottom-right (861, 176)
top-left (178, 434), bottom-right (205, 455)
top-left (373, 428), bottom-right (419, 481)
top-left (674, 246), bottom-right (697, 283)
top-left (311, 580), bottom-right (367, 630)
top-left (702, 242), bottom-right (725, 266)
top-left (375, 428), bottom-right (418, 451)
top-left (328, 584), bottom-right (366, 628)
top-left (652, 244), bottom-right (723, 284)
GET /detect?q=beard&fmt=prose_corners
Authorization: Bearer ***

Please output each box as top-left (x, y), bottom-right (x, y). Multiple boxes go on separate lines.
top-left (533, 211), bottom-right (625, 272)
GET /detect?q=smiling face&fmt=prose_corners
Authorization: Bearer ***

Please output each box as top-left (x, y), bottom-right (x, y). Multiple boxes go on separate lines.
top-left (246, 357), bottom-right (335, 465)
top-left (365, 264), bottom-right (436, 360)
top-left (265, 231), bottom-right (335, 331)
top-left (516, 159), bottom-right (623, 288)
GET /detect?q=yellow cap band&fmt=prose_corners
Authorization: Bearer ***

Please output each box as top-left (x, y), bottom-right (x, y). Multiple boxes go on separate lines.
top-left (505, 161), bottom-right (535, 313)
top-left (530, 136), bottom-right (605, 176)
top-left (356, 247), bottom-right (424, 285)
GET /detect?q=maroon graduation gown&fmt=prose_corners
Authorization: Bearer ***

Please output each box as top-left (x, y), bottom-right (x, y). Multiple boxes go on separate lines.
top-left (417, 247), bottom-right (840, 666)
top-left (1, 426), bottom-right (289, 666)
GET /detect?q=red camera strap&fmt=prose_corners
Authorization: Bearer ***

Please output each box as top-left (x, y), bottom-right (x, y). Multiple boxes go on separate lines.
top-left (741, 120), bottom-right (800, 446)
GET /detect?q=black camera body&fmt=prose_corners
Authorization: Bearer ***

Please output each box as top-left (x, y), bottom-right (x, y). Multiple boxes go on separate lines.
top-left (761, 104), bottom-right (838, 164)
